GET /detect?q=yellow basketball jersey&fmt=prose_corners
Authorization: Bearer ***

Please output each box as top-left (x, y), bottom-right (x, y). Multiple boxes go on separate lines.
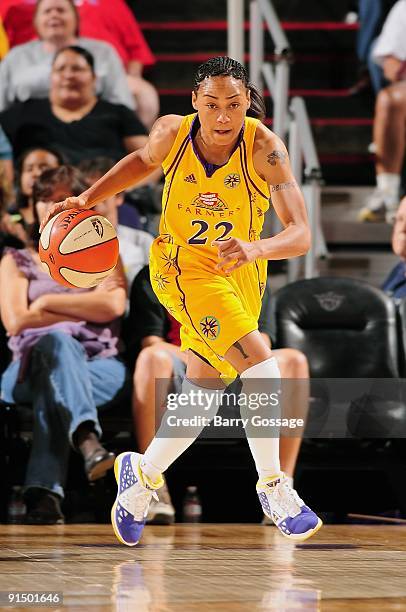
top-left (150, 113), bottom-right (271, 379)
top-left (160, 113), bottom-right (270, 262)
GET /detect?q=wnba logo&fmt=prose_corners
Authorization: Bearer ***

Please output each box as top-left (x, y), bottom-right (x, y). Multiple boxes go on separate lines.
top-left (92, 219), bottom-right (104, 239)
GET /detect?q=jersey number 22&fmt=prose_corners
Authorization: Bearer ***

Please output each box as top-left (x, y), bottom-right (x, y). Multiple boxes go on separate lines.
top-left (188, 220), bottom-right (233, 245)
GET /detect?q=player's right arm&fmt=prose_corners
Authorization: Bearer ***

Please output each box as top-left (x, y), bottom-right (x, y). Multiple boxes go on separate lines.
top-left (39, 114), bottom-right (183, 231)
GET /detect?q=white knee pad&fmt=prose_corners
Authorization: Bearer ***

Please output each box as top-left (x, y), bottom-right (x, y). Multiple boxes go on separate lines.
top-left (240, 356), bottom-right (281, 380)
top-left (177, 377), bottom-right (224, 420)
top-left (159, 376), bottom-right (224, 437)
top-left (239, 357), bottom-right (281, 421)
top-left (143, 379), bottom-right (224, 475)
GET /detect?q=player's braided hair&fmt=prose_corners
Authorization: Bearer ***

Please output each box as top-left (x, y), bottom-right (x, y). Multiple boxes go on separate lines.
top-left (194, 56), bottom-right (266, 121)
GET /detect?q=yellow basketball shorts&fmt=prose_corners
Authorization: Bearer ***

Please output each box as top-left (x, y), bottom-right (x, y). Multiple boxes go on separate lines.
top-left (150, 237), bottom-right (267, 379)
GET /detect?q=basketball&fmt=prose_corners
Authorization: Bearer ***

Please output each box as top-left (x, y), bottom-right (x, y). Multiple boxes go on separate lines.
top-left (39, 209), bottom-right (119, 288)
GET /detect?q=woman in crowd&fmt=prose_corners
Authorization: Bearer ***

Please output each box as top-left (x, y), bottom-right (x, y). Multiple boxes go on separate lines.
top-left (7, 147), bottom-right (64, 242)
top-left (0, 0), bottom-right (159, 127)
top-left (0, 165), bottom-right (128, 524)
top-left (0, 0), bottom-right (134, 112)
top-left (0, 45), bottom-right (148, 164)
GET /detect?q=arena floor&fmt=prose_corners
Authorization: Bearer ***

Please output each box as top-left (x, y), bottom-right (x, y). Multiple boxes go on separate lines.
top-left (1, 524), bottom-right (405, 610)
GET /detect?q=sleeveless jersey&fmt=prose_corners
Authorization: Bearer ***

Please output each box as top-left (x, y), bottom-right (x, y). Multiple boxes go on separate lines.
top-left (159, 113), bottom-right (270, 262)
top-left (150, 113), bottom-right (271, 379)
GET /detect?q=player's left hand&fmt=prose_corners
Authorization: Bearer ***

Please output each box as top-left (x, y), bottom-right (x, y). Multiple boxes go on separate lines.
top-left (212, 237), bottom-right (260, 274)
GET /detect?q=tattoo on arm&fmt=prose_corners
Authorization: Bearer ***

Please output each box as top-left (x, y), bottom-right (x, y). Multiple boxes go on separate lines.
top-left (233, 341), bottom-right (249, 359)
top-left (271, 181), bottom-right (297, 193)
top-left (267, 150), bottom-right (287, 166)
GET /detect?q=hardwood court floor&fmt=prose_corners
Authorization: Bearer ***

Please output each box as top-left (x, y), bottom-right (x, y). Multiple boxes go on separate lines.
top-left (0, 524), bottom-right (405, 611)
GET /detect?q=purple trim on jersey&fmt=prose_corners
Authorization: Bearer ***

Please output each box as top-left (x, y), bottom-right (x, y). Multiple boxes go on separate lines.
top-left (174, 246), bottom-right (223, 358)
top-left (238, 143), bottom-right (253, 235)
top-left (165, 133), bottom-right (189, 177)
top-left (241, 139), bottom-right (269, 199)
top-left (239, 144), bottom-right (263, 299)
top-left (189, 114), bottom-right (245, 178)
top-left (162, 137), bottom-right (189, 228)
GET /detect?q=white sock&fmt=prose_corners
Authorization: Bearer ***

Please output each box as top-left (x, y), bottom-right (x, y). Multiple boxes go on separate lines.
top-left (285, 475), bottom-right (294, 488)
top-left (140, 458), bottom-right (163, 484)
top-left (240, 357), bottom-right (281, 477)
top-left (141, 377), bottom-right (224, 476)
top-left (377, 173), bottom-right (401, 196)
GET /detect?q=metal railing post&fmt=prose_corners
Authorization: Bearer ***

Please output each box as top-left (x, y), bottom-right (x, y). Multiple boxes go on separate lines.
top-left (257, 0), bottom-right (291, 141)
top-left (289, 98), bottom-right (326, 277)
top-left (250, 0), bottom-right (264, 90)
top-left (290, 97), bottom-right (320, 178)
top-left (258, 0), bottom-right (290, 54)
top-left (228, 0), bottom-right (245, 65)
top-left (273, 59), bottom-right (290, 139)
top-left (303, 182), bottom-right (320, 278)
top-left (288, 113), bottom-right (302, 183)
top-left (249, 1), bottom-right (326, 279)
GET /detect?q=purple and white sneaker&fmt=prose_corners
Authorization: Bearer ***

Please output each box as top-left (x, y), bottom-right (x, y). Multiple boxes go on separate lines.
top-left (111, 452), bottom-right (163, 546)
top-left (257, 473), bottom-right (322, 541)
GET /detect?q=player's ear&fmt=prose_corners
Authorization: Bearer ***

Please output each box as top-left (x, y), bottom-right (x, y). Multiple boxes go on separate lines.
top-left (192, 90), bottom-right (198, 111)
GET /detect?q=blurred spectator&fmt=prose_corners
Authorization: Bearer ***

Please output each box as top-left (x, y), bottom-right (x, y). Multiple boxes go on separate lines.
top-left (382, 196), bottom-right (406, 296)
top-left (372, 0), bottom-right (406, 75)
top-left (0, 160), bottom-right (12, 212)
top-left (358, 0), bottom-right (406, 222)
top-left (0, 158), bottom-right (25, 255)
top-left (0, 46), bottom-right (147, 164)
top-left (7, 147), bottom-right (64, 242)
top-left (79, 156), bottom-right (143, 230)
top-left (0, 16), bottom-right (9, 58)
top-left (75, 0), bottom-right (159, 129)
top-left (0, 0), bottom-right (159, 127)
top-left (0, 165), bottom-right (128, 524)
top-left (349, 0), bottom-right (395, 95)
top-left (0, 126), bottom-right (13, 188)
top-left (1, 0), bottom-right (154, 68)
top-left (0, 0), bottom-right (36, 48)
top-left (80, 157), bottom-right (153, 289)
top-left (126, 269), bottom-right (310, 524)
top-left (0, 0), bottom-right (134, 112)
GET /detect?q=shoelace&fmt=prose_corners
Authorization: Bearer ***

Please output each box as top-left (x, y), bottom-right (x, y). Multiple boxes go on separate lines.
top-left (281, 480), bottom-right (305, 515)
top-left (156, 483), bottom-right (171, 505)
top-left (130, 487), bottom-right (159, 521)
top-left (267, 480), bottom-right (304, 519)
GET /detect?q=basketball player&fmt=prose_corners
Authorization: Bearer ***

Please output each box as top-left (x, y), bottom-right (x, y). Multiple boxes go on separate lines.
top-left (41, 57), bottom-right (322, 545)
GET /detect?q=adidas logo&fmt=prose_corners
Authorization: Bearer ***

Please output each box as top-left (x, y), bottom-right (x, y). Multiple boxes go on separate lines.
top-left (184, 173), bottom-right (197, 184)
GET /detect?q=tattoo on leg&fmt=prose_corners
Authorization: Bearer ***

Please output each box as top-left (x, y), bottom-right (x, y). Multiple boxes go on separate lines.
top-left (233, 341), bottom-right (249, 359)
top-left (271, 181), bottom-right (297, 193)
top-left (267, 150), bottom-right (287, 166)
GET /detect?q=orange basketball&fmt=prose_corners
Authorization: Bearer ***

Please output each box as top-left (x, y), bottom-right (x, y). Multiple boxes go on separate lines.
top-left (39, 209), bottom-right (119, 288)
